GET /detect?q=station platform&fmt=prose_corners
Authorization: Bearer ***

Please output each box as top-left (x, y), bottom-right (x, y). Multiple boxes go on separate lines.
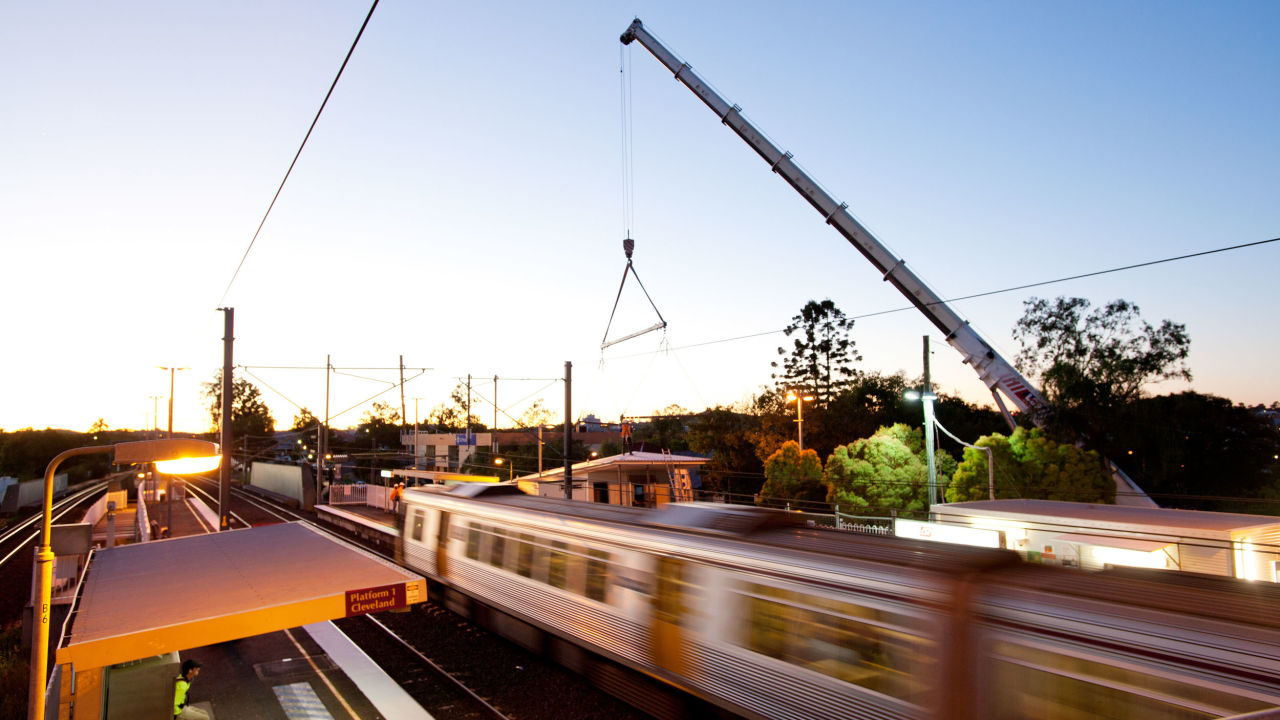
top-left (315, 504), bottom-right (398, 547)
top-left (49, 520), bottom-right (430, 720)
top-left (174, 619), bottom-right (431, 720)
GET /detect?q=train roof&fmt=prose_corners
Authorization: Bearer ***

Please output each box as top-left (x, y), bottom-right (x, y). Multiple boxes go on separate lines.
top-left (430, 485), bottom-right (1019, 574)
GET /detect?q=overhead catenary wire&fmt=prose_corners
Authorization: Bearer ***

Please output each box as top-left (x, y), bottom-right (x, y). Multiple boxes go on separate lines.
top-left (602, 235), bottom-right (1280, 361)
top-left (216, 0), bottom-right (381, 307)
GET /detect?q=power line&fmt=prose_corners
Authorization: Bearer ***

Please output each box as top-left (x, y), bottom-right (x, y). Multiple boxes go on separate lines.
top-left (603, 235), bottom-right (1280, 361)
top-left (217, 0), bottom-right (381, 306)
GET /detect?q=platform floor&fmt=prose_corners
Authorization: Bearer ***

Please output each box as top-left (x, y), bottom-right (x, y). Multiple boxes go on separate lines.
top-left (176, 620), bottom-right (430, 720)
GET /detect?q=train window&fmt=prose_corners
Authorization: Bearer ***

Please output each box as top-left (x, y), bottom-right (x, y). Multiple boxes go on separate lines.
top-left (410, 510), bottom-right (425, 543)
top-left (465, 524), bottom-right (482, 561)
top-left (654, 558), bottom-right (696, 626)
top-left (548, 541), bottom-right (570, 589)
top-left (735, 583), bottom-right (933, 704)
top-left (489, 528), bottom-right (508, 568)
top-left (584, 549), bottom-right (610, 602)
top-left (987, 640), bottom-right (1273, 720)
top-left (515, 533), bottom-right (535, 578)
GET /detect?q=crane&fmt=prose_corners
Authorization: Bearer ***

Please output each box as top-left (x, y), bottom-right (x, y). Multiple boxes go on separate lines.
top-left (620, 20), bottom-right (1157, 507)
top-left (620, 19), bottom-right (1047, 429)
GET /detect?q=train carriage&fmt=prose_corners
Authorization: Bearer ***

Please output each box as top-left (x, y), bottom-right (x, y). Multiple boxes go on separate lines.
top-left (398, 483), bottom-right (1280, 720)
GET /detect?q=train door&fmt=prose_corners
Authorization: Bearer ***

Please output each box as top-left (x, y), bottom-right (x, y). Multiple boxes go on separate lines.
top-left (435, 510), bottom-right (451, 578)
top-left (651, 556), bottom-right (694, 676)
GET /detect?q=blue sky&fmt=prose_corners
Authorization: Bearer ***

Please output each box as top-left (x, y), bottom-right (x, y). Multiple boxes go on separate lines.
top-left (2, 1), bottom-right (1277, 434)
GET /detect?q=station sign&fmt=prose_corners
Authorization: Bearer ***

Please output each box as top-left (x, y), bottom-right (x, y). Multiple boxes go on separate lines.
top-left (345, 582), bottom-right (419, 616)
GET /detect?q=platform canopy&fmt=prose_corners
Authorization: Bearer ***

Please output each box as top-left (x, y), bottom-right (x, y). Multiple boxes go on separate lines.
top-left (57, 522), bottom-right (425, 670)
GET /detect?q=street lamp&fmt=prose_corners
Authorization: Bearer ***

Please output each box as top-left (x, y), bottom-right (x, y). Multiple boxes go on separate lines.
top-left (905, 389), bottom-right (939, 508)
top-left (785, 391), bottom-right (815, 451)
top-left (494, 457), bottom-right (513, 481)
top-left (29, 438), bottom-right (220, 720)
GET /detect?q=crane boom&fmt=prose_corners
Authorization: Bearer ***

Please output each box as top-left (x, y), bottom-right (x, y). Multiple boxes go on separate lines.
top-left (620, 19), bottom-right (1048, 426)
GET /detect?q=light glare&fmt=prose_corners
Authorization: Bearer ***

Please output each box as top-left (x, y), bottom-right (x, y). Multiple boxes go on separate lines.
top-left (154, 455), bottom-right (221, 474)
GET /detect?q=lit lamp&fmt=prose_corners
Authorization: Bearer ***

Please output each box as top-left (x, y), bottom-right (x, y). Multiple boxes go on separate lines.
top-left (29, 438), bottom-right (220, 720)
top-left (494, 457), bottom-right (512, 481)
top-left (905, 389), bottom-right (939, 508)
top-left (785, 391), bottom-right (815, 451)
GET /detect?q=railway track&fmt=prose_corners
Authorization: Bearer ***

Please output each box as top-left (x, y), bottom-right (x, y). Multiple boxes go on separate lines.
top-left (187, 478), bottom-right (650, 719)
top-left (0, 481), bottom-right (106, 626)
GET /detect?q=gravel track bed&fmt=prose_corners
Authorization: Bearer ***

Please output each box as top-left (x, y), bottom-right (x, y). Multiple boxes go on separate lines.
top-left (337, 603), bottom-right (654, 720)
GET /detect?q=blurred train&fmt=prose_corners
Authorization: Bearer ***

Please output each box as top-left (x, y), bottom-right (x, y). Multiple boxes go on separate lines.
top-left (396, 483), bottom-right (1280, 720)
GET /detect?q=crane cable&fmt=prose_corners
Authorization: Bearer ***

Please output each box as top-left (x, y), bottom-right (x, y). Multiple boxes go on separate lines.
top-left (601, 45), bottom-right (668, 352)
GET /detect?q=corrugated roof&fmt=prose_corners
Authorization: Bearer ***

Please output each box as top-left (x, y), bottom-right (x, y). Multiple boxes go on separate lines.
top-left (58, 522), bottom-right (426, 669)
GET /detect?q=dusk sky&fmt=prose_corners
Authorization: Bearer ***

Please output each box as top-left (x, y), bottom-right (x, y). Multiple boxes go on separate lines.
top-left (3, 1), bottom-right (1277, 434)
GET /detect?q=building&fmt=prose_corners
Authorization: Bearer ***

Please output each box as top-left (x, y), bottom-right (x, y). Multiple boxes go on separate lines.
top-left (931, 499), bottom-right (1280, 581)
top-left (516, 451), bottom-right (707, 508)
top-left (400, 429), bottom-right (619, 473)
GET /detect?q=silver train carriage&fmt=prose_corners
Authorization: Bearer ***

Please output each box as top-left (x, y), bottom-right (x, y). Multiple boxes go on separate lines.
top-left (397, 483), bottom-right (1280, 720)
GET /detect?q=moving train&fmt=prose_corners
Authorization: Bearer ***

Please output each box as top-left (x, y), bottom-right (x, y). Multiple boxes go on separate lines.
top-left (396, 483), bottom-right (1280, 720)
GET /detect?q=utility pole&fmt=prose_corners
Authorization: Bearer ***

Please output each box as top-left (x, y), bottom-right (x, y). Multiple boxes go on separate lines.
top-left (413, 398), bottom-right (421, 470)
top-left (493, 375), bottom-right (498, 454)
top-left (922, 336), bottom-right (938, 508)
top-left (148, 396), bottom-right (162, 440)
top-left (466, 374), bottom-right (472, 448)
top-left (399, 355), bottom-right (406, 436)
top-left (563, 361), bottom-right (572, 500)
top-left (217, 308), bottom-right (233, 531)
top-left (320, 355), bottom-right (330, 502)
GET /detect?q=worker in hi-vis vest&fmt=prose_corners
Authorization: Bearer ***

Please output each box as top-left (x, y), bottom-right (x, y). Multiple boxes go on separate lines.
top-left (620, 418), bottom-right (633, 455)
top-left (174, 659), bottom-right (209, 719)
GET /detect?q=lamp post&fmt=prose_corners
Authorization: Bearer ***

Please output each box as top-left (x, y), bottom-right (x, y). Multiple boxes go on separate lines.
top-left (156, 366), bottom-right (189, 438)
top-left (494, 457), bottom-right (513, 481)
top-left (905, 389), bottom-right (939, 508)
top-left (785, 391), bottom-right (815, 451)
top-left (30, 439), bottom-right (220, 720)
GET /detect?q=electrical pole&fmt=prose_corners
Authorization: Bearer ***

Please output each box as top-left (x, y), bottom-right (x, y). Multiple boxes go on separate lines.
top-left (922, 336), bottom-right (938, 508)
top-left (320, 355), bottom-right (330, 502)
top-left (563, 361), bottom-right (572, 500)
top-left (399, 355), bottom-right (406, 436)
top-left (413, 398), bottom-right (421, 471)
top-left (466, 374), bottom-right (472, 449)
top-left (493, 375), bottom-right (498, 454)
top-left (217, 308), bottom-right (234, 531)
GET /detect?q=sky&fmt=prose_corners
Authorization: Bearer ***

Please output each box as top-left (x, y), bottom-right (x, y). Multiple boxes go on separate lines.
top-left (2, 1), bottom-right (1277, 435)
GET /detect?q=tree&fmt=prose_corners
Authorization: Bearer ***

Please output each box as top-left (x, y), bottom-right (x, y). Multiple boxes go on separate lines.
top-left (634, 404), bottom-right (690, 453)
top-left (1013, 296), bottom-right (1190, 440)
top-left (1107, 392), bottom-right (1280, 513)
top-left (290, 408), bottom-right (321, 432)
top-left (358, 401), bottom-right (403, 451)
top-left (687, 403), bottom-right (764, 498)
top-left (88, 418), bottom-right (109, 434)
top-left (772, 299), bottom-right (861, 405)
top-left (945, 427), bottom-right (1113, 503)
top-left (824, 423), bottom-right (954, 516)
top-left (427, 382), bottom-right (488, 432)
top-left (202, 370), bottom-right (275, 437)
top-left (518, 399), bottom-right (554, 429)
top-left (759, 441), bottom-right (827, 506)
